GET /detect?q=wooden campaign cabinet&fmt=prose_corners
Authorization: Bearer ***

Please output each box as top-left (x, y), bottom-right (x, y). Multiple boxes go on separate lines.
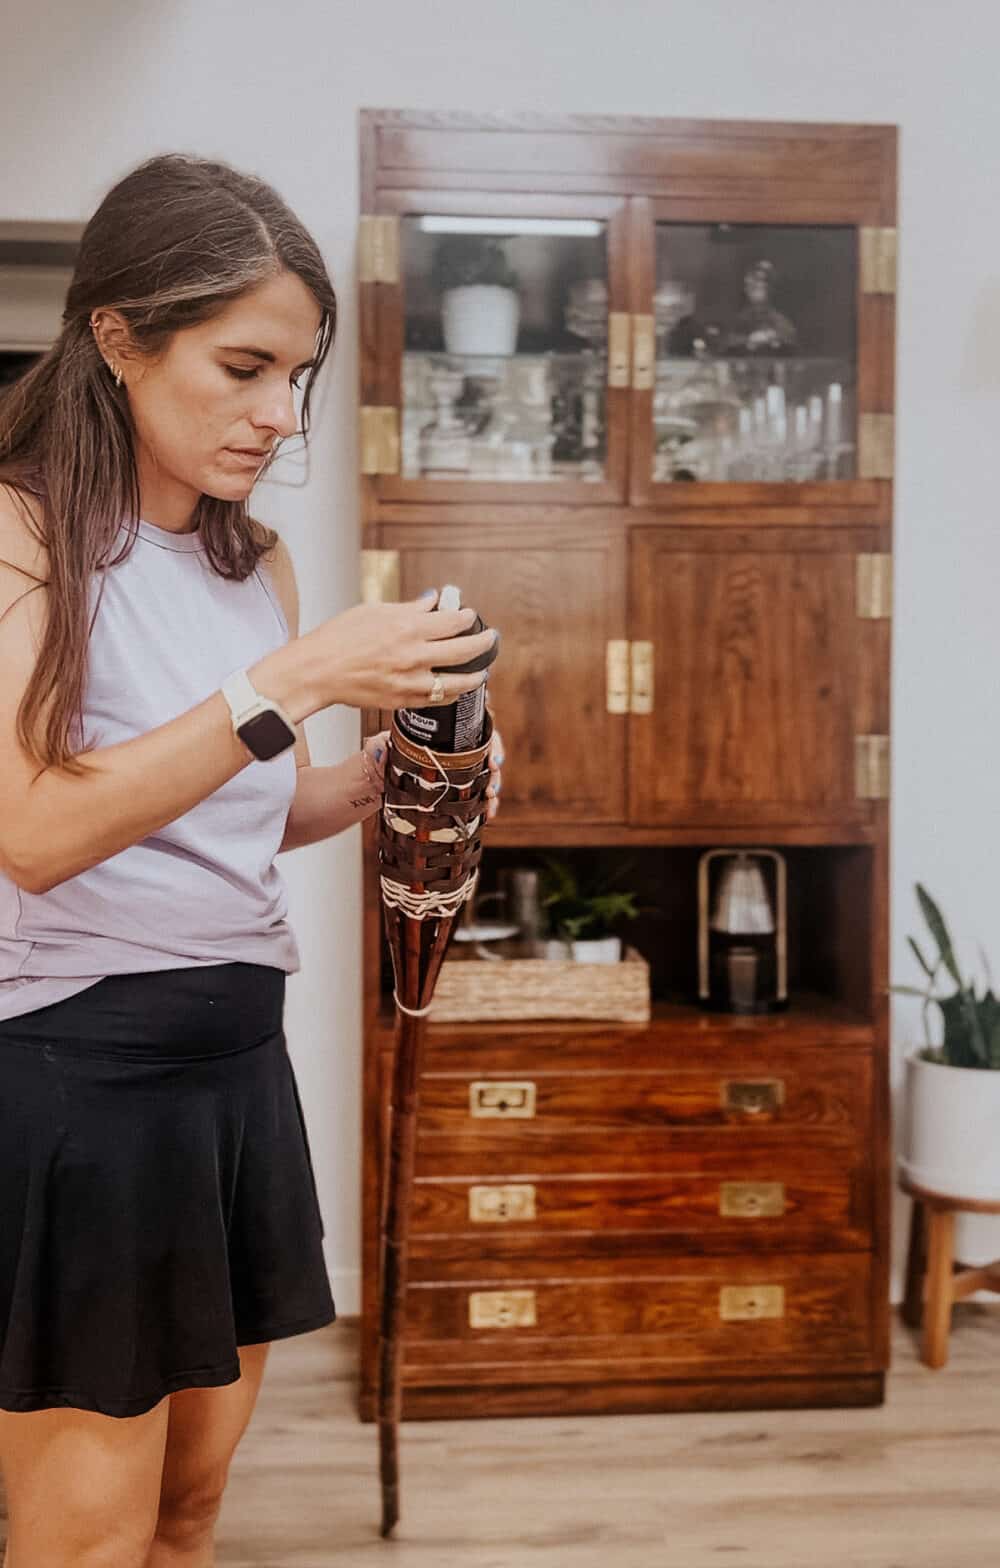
top-left (357, 109), bottom-right (896, 1419)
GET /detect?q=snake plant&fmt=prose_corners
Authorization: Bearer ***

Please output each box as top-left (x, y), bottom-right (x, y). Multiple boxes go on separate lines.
top-left (891, 883), bottom-right (1000, 1068)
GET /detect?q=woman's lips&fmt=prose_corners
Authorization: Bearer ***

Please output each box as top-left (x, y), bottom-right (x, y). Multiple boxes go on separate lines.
top-left (225, 448), bottom-right (268, 466)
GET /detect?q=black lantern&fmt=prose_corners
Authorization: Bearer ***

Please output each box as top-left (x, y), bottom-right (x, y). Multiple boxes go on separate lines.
top-left (698, 849), bottom-right (788, 1014)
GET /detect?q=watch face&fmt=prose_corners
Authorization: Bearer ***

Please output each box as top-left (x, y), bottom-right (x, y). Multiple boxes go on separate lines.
top-left (240, 709), bottom-right (296, 761)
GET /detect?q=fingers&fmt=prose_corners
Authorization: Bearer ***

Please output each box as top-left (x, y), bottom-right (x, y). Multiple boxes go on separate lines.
top-left (427, 626), bottom-right (497, 667)
top-left (421, 606), bottom-right (480, 639)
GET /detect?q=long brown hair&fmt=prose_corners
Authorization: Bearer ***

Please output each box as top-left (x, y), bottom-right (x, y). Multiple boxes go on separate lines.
top-left (0, 152), bottom-right (337, 777)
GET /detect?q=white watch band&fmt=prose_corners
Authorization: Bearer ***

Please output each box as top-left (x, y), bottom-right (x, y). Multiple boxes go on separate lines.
top-left (221, 668), bottom-right (264, 725)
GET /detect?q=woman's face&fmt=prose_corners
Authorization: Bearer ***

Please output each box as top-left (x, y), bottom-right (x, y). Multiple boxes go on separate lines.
top-left (97, 268), bottom-right (323, 526)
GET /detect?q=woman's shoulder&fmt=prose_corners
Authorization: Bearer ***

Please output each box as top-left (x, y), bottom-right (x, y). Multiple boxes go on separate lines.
top-left (254, 524), bottom-right (299, 640)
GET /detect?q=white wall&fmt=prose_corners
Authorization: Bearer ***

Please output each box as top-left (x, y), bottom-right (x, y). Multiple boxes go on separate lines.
top-left (4, 0), bottom-right (999, 1312)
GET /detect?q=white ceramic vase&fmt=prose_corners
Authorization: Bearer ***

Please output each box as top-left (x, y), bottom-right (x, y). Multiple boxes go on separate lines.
top-left (441, 285), bottom-right (520, 356)
top-left (900, 1050), bottom-right (1000, 1203)
top-left (569, 936), bottom-right (622, 965)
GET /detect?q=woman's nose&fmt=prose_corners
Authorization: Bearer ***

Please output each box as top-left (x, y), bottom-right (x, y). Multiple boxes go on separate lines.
top-left (254, 388), bottom-right (297, 440)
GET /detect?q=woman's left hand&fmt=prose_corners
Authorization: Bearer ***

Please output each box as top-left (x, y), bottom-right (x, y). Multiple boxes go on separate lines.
top-left (362, 724), bottom-right (504, 819)
top-left (361, 730), bottom-right (390, 795)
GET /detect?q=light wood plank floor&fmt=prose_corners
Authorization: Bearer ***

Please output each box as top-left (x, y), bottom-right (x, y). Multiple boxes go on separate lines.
top-left (215, 1308), bottom-right (1000, 1568)
top-left (5, 1309), bottom-right (1000, 1565)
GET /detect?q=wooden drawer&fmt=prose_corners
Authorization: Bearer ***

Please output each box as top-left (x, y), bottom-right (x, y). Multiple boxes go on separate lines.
top-left (409, 1048), bottom-right (872, 1172)
top-left (402, 1252), bottom-right (875, 1381)
top-left (408, 1144), bottom-right (871, 1256)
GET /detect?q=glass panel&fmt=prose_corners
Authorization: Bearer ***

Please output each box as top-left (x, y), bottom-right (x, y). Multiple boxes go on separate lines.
top-left (400, 215), bottom-right (609, 483)
top-left (652, 225), bottom-right (857, 484)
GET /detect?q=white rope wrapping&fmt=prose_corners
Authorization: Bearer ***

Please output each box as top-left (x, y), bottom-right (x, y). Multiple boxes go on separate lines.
top-left (383, 807), bottom-right (482, 844)
top-left (379, 871), bottom-right (477, 922)
top-left (392, 992), bottom-right (435, 1017)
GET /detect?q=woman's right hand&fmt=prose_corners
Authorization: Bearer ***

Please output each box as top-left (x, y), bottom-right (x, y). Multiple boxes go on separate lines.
top-left (296, 590), bottom-right (497, 714)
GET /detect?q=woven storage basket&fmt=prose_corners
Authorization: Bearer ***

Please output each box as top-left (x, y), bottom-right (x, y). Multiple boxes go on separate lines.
top-left (428, 944), bottom-right (651, 1023)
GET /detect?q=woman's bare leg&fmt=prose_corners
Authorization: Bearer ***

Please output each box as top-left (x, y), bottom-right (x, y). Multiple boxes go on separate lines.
top-left (145, 1343), bottom-right (271, 1567)
top-left (0, 1399), bottom-right (170, 1568)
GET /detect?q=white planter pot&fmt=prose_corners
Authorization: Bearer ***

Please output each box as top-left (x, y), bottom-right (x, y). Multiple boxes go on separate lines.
top-left (441, 286), bottom-right (520, 356)
top-left (901, 1050), bottom-right (1000, 1203)
top-left (569, 936), bottom-right (622, 965)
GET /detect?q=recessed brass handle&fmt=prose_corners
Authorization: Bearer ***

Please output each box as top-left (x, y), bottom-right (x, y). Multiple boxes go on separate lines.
top-left (719, 1182), bottom-right (786, 1219)
top-left (469, 1290), bottom-right (537, 1329)
top-left (470, 1082), bottom-right (537, 1119)
top-left (719, 1285), bottom-right (785, 1322)
top-left (722, 1080), bottom-right (785, 1117)
top-left (469, 1184), bottom-right (537, 1223)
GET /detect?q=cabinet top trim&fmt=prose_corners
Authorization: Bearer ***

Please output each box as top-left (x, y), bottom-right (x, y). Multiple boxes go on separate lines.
top-left (360, 108), bottom-right (898, 143)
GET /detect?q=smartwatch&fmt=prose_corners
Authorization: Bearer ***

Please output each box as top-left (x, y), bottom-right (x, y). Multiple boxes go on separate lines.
top-left (221, 669), bottom-right (297, 762)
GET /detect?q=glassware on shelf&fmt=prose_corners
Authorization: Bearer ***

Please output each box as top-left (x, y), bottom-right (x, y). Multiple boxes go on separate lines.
top-left (725, 259), bottom-right (798, 355)
top-left (418, 362), bottom-right (471, 473)
top-left (653, 279), bottom-right (696, 354)
top-left (402, 351), bottom-right (599, 482)
top-left (654, 340), bottom-right (741, 481)
top-left (565, 278), bottom-right (608, 346)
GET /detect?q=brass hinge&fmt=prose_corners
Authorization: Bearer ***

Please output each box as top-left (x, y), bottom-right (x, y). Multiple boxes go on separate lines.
top-left (719, 1285), bottom-right (785, 1322)
top-left (470, 1081), bottom-right (537, 1119)
top-left (720, 1182), bottom-right (786, 1220)
top-left (469, 1185), bottom-right (537, 1224)
top-left (860, 227), bottom-right (897, 295)
top-left (855, 734), bottom-right (891, 799)
top-left (607, 312), bottom-right (631, 389)
top-left (630, 641), bottom-right (654, 714)
top-left (606, 639), bottom-right (630, 714)
top-left (360, 549), bottom-right (400, 605)
top-left (358, 215), bottom-right (401, 284)
top-left (857, 553), bottom-right (893, 619)
top-left (631, 313), bottom-right (655, 391)
top-left (469, 1290), bottom-right (537, 1329)
top-left (858, 413), bottom-right (894, 480)
top-left (360, 406), bottom-right (400, 475)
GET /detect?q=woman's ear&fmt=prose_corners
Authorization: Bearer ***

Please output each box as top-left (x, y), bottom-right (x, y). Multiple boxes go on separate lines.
top-left (89, 308), bottom-right (136, 370)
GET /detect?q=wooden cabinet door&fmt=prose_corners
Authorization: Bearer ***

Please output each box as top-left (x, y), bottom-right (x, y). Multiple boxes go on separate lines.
top-left (376, 520), bottom-right (627, 825)
top-left (628, 527), bottom-right (890, 829)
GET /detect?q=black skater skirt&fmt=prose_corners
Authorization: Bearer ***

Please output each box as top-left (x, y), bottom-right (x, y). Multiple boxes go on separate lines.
top-left (0, 961), bottom-right (336, 1418)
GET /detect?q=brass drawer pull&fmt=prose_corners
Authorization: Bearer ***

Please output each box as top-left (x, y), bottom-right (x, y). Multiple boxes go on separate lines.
top-left (719, 1285), bottom-right (785, 1322)
top-left (722, 1079), bottom-right (785, 1117)
top-left (469, 1184), bottom-right (537, 1223)
top-left (719, 1182), bottom-right (786, 1219)
top-left (470, 1081), bottom-right (537, 1119)
top-left (469, 1290), bottom-right (537, 1329)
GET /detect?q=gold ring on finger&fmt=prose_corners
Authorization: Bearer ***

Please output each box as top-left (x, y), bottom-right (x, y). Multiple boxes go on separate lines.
top-left (428, 673), bottom-right (445, 704)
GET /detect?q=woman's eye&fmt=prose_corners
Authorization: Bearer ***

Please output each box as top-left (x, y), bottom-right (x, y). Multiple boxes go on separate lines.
top-left (225, 366), bottom-right (304, 388)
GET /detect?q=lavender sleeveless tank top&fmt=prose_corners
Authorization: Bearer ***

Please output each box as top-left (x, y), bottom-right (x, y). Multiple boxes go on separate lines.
top-left (0, 517), bottom-right (301, 1023)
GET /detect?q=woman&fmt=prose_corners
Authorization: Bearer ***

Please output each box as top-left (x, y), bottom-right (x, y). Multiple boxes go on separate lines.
top-left (0, 153), bottom-right (503, 1567)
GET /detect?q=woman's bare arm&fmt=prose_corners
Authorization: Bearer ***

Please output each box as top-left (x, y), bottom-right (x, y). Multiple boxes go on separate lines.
top-left (0, 492), bottom-right (318, 895)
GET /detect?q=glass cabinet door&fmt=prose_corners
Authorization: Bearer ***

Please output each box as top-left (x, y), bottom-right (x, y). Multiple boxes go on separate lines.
top-left (368, 203), bottom-right (629, 503)
top-left (634, 221), bottom-right (862, 502)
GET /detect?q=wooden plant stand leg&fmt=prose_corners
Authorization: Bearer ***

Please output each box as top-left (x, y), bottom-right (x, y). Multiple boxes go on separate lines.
top-left (923, 1206), bottom-right (956, 1370)
top-left (901, 1196), bottom-right (926, 1329)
